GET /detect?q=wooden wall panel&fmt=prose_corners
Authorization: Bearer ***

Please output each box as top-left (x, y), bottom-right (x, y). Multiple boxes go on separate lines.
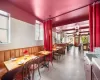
top-left (19, 48), bottom-right (23, 56)
top-left (4, 50), bottom-right (11, 61)
top-left (0, 46), bottom-right (43, 62)
top-left (34, 47), bottom-right (38, 55)
top-left (31, 47), bottom-right (35, 54)
top-left (28, 47), bottom-right (32, 55)
top-left (10, 50), bottom-right (15, 58)
top-left (0, 51), bottom-right (5, 62)
top-left (15, 49), bottom-right (20, 57)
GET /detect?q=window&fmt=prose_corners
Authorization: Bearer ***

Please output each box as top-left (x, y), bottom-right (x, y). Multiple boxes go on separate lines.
top-left (35, 23), bottom-right (40, 40)
top-left (0, 10), bottom-right (10, 44)
top-left (57, 34), bottom-right (61, 42)
top-left (55, 33), bottom-right (61, 43)
top-left (39, 24), bottom-right (43, 40)
top-left (35, 20), bottom-right (43, 40)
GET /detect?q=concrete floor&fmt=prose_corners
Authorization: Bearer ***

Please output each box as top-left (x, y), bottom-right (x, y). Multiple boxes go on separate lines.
top-left (35, 46), bottom-right (86, 80)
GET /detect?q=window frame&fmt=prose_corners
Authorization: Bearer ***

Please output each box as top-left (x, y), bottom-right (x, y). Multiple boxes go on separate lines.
top-left (0, 10), bottom-right (11, 44)
top-left (35, 21), bottom-right (43, 40)
top-left (35, 23), bottom-right (40, 40)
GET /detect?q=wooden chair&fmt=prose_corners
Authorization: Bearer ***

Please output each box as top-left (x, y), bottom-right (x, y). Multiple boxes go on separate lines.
top-left (53, 50), bottom-right (61, 61)
top-left (13, 59), bottom-right (34, 80)
top-left (33, 57), bottom-right (41, 78)
top-left (60, 48), bottom-right (65, 55)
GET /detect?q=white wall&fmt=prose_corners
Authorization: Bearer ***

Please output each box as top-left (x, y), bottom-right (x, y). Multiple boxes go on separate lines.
top-left (0, 18), bottom-right (43, 51)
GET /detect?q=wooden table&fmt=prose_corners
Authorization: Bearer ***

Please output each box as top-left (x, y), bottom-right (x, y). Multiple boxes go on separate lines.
top-left (52, 47), bottom-right (63, 60)
top-left (56, 46), bottom-right (63, 49)
top-left (4, 55), bottom-right (37, 71)
top-left (52, 48), bottom-right (59, 52)
top-left (38, 51), bottom-right (51, 68)
top-left (52, 46), bottom-right (62, 52)
top-left (39, 51), bottom-right (51, 55)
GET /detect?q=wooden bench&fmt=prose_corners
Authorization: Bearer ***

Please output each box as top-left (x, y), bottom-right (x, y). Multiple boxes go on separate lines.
top-left (0, 46), bottom-right (44, 80)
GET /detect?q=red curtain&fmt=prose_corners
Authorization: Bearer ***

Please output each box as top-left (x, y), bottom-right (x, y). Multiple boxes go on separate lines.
top-left (43, 19), bottom-right (52, 61)
top-left (89, 2), bottom-right (100, 51)
top-left (93, 2), bottom-right (96, 47)
top-left (89, 5), bottom-right (93, 51)
top-left (95, 3), bottom-right (100, 47)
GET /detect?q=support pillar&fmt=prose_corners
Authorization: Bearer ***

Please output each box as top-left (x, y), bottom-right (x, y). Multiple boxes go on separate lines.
top-left (43, 19), bottom-right (52, 61)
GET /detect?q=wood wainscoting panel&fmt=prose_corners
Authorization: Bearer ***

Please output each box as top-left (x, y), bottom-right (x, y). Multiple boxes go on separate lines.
top-left (15, 49), bottom-right (20, 58)
top-left (0, 46), bottom-right (43, 63)
top-left (28, 47), bottom-right (32, 55)
top-left (4, 50), bottom-right (11, 61)
top-left (10, 50), bottom-right (15, 58)
top-left (34, 47), bottom-right (39, 55)
top-left (19, 48), bottom-right (23, 56)
top-left (0, 51), bottom-right (5, 62)
top-left (31, 47), bottom-right (36, 55)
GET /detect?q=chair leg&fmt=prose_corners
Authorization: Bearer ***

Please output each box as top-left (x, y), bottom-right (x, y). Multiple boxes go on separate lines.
top-left (59, 55), bottom-right (60, 60)
top-left (51, 61), bottom-right (53, 66)
top-left (32, 70), bottom-right (34, 80)
top-left (37, 64), bottom-right (41, 78)
top-left (57, 56), bottom-right (59, 62)
top-left (47, 61), bottom-right (50, 70)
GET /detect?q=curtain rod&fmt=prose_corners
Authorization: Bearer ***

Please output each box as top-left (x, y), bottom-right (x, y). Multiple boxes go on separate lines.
top-left (44, 0), bottom-right (99, 21)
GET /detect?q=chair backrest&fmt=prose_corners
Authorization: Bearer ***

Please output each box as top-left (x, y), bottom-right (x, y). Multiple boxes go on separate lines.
top-left (1, 57), bottom-right (40, 80)
top-left (13, 59), bottom-right (34, 80)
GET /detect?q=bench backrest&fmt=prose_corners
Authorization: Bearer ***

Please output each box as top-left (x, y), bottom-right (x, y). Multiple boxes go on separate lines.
top-left (0, 46), bottom-right (44, 63)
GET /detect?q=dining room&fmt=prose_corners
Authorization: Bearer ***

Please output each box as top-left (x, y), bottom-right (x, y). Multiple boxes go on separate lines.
top-left (0, 5), bottom-right (67, 79)
top-left (0, 0), bottom-right (100, 80)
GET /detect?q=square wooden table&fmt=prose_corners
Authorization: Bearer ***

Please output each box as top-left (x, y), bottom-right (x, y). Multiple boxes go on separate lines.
top-left (4, 55), bottom-right (37, 71)
top-left (38, 51), bottom-right (51, 68)
top-left (38, 51), bottom-right (51, 55)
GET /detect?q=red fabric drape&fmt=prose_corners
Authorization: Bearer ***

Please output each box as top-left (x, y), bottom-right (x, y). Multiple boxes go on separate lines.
top-left (89, 2), bottom-right (100, 51)
top-left (43, 20), bottom-right (52, 61)
top-left (89, 5), bottom-right (93, 51)
top-left (95, 3), bottom-right (100, 47)
top-left (93, 2), bottom-right (96, 47)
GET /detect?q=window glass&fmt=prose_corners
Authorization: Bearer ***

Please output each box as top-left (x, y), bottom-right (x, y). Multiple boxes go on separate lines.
top-left (39, 24), bottom-right (43, 40)
top-left (0, 15), bottom-right (8, 29)
top-left (35, 21), bottom-right (43, 40)
top-left (0, 30), bottom-right (7, 43)
top-left (35, 23), bottom-right (40, 40)
top-left (0, 10), bottom-right (10, 44)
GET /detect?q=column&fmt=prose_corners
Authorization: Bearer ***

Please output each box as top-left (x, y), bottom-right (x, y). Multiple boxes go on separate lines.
top-left (89, 5), bottom-right (93, 51)
top-left (43, 19), bottom-right (52, 60)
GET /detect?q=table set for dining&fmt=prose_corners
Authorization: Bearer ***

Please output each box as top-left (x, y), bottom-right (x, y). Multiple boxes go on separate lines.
top-left (1, 50), bottom-right (51, 80)
top-left (4, 51), bottom-right (51, 71)
top-left (1, 46), bottom-right (64, 80)
top-left (4, 55), bottom-right (37, 71)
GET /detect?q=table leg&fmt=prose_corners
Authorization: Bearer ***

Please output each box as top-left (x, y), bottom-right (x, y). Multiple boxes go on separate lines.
top-left (41, 56), bottom-right (49, 68)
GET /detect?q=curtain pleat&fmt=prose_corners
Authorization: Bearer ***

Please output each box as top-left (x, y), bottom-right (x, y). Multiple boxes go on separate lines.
top-left (89, 1), bottom-right (100, 51)
top-left (43, 20), bottom-right (52, 61)
top-left (89, 4), bottom-right (93, 51)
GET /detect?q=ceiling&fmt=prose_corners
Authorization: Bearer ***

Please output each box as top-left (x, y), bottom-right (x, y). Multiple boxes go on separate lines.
top-left (6, 0), bottom-right (95, 27)
top-left (53, 20), bottom-right (89, 35)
